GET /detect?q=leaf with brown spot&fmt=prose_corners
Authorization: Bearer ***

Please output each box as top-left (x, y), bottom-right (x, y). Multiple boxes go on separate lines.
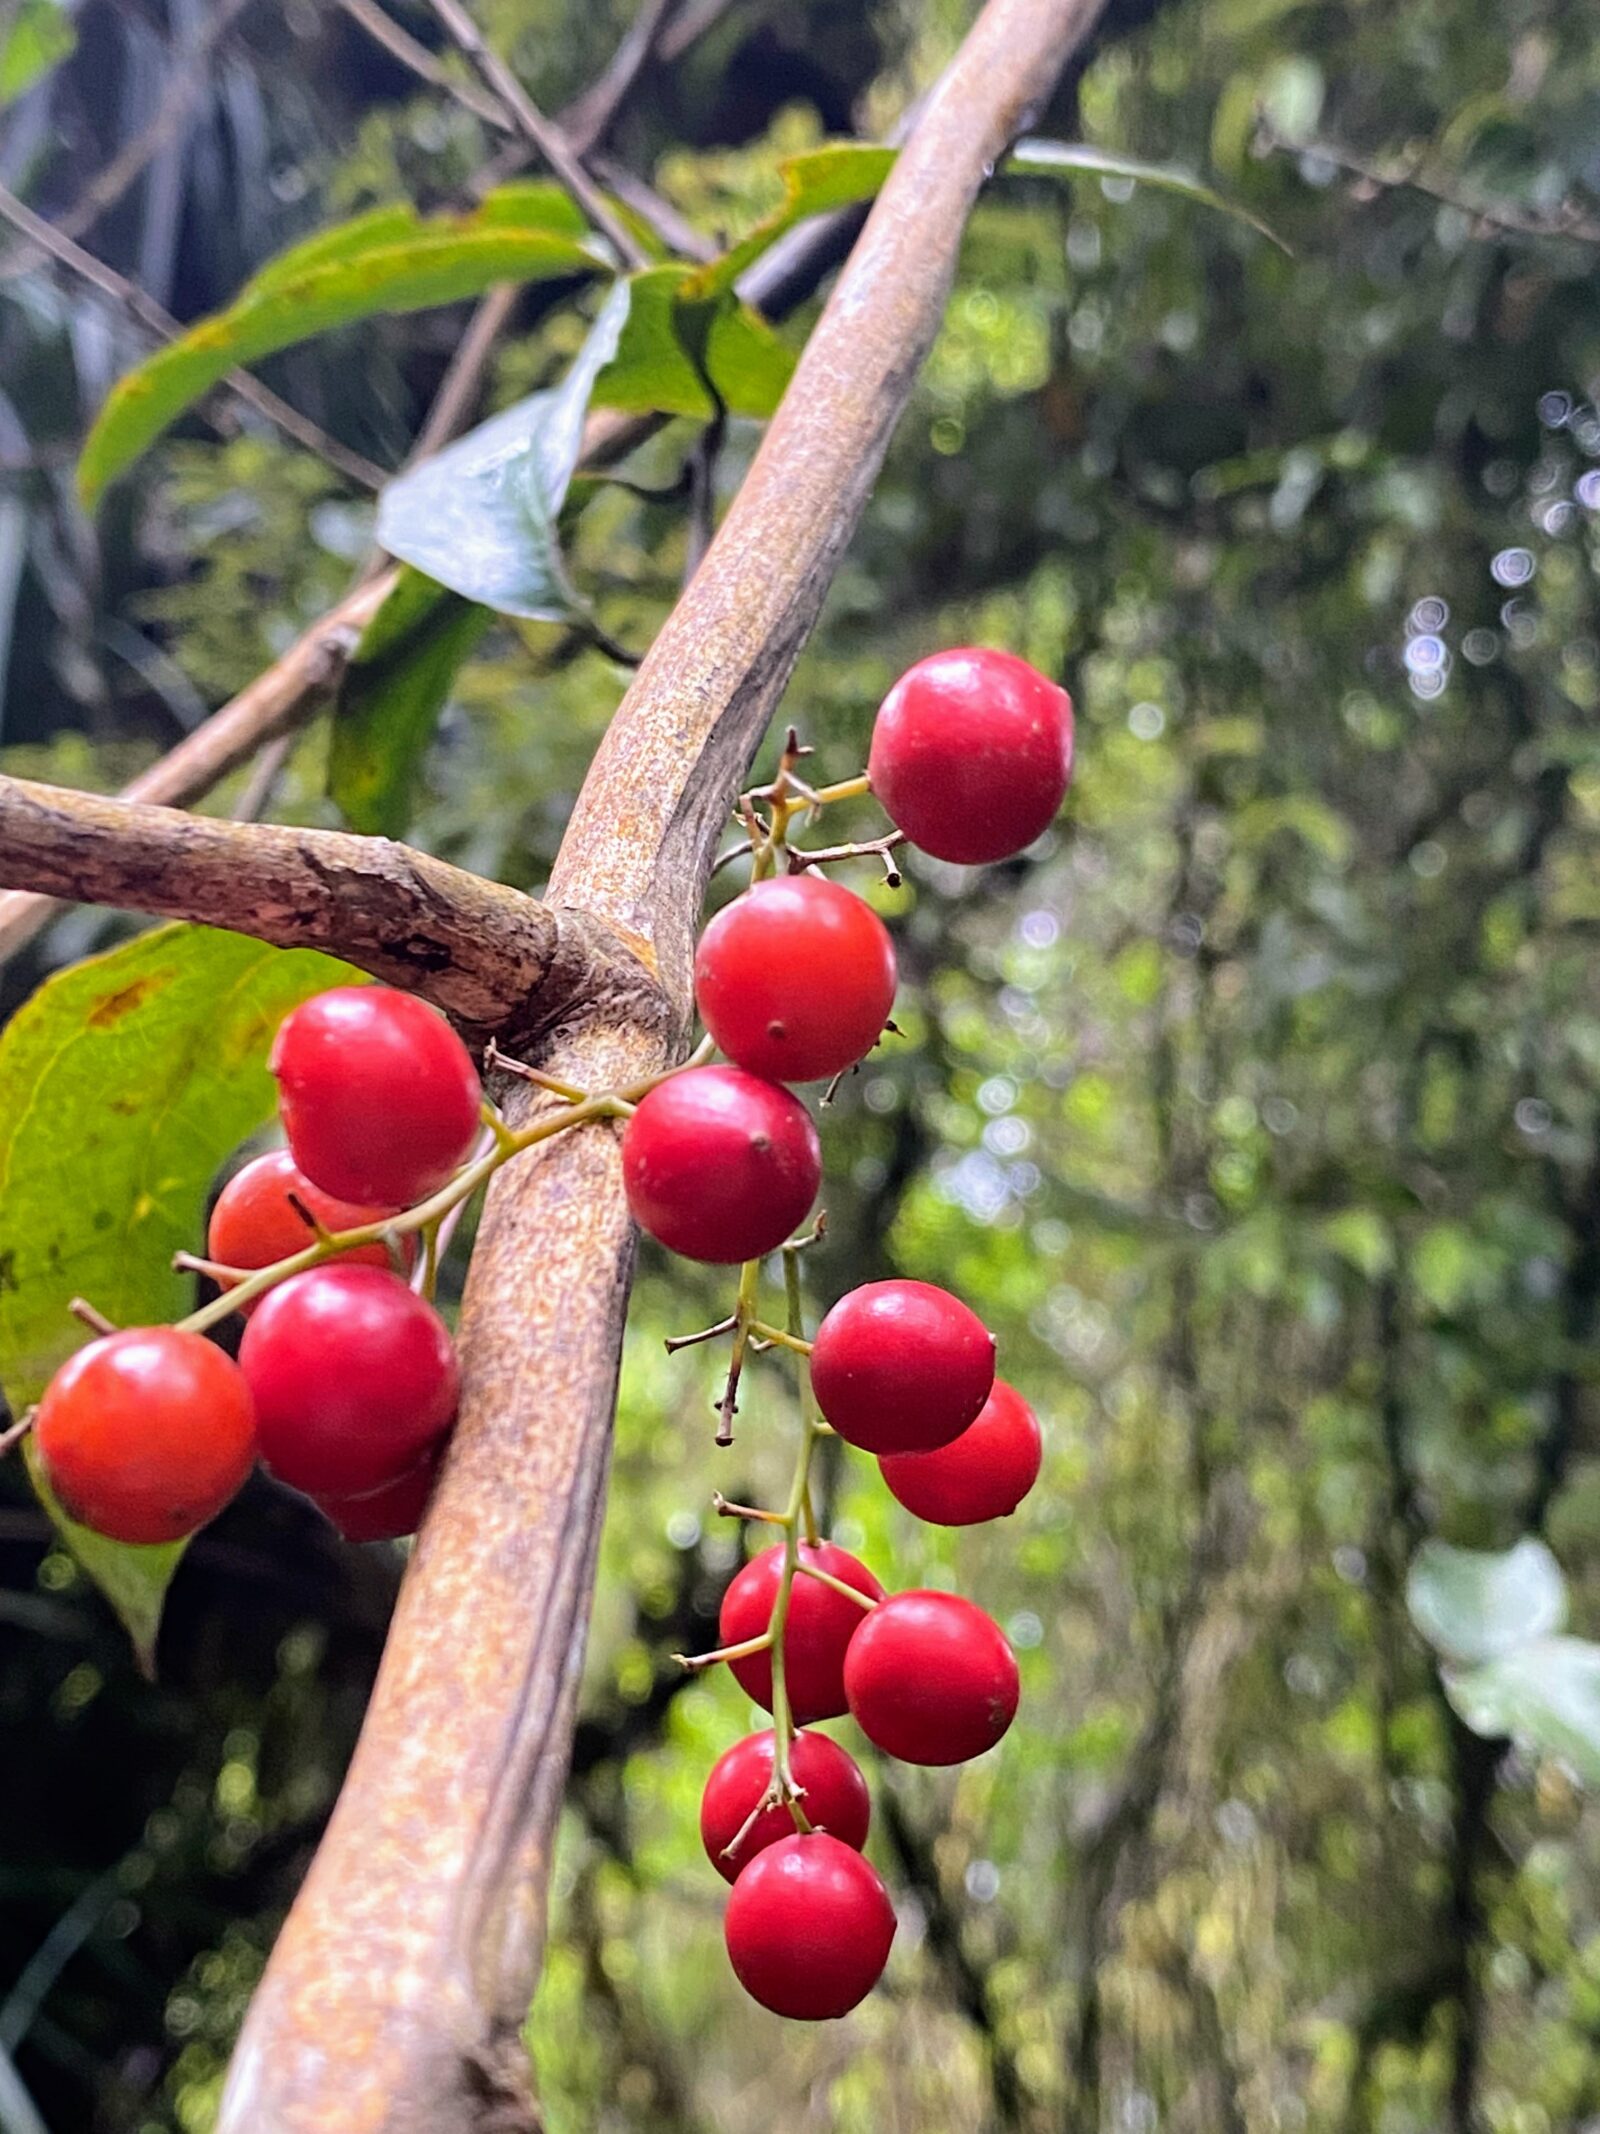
top-left (0, 924), bottom-right (355, 1661)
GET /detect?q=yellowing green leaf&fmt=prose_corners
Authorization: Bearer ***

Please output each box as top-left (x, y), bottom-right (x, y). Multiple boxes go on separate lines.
top-left (0, 925), bottom-right (355, 1661)
top-left (78, 200), bottom-right (606, 506)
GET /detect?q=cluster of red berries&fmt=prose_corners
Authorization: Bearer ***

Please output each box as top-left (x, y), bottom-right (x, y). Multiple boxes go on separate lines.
top-left (624, 647), bottom-right (1070, 2021)
top-left (26, 641), bottom-right (1073, 2024)
top-left (34, 987), bottom-right (484, 1546)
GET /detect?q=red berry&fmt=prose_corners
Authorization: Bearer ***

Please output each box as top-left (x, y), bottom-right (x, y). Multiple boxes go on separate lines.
top-left (869, 647), bottom-right (1073, 865)
top-left (723, 1832), bottom-right (895, 2019)
top-left (700, 1729), bottom-right (871, 1884)
top-left (622, 1066), bottom-right (821, 1264)
top-left (208, 1150), bottom-right (408, 1313)
top-left (694, 875), bottom-right (897, 1084)
top-left (878, 1379), bottom-right (1042, 1526)
top-left (719, 1541), bottom-right (884, 1723)
top-left (809, 1280), bottom-right (995, 1454)
top-left (315, 1443), bottom-right (442, 1543)
top-left (271, 987), bottom-right (481, 1208)
top-left (34, 1328), bottom-right (256, 1545)
top-left (240, 1264), bottom-right (457, 1497)
top-left (844, 1590), bottom-right (1019, 1766)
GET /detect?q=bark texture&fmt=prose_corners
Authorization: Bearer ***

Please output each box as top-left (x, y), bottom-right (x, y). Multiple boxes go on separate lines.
top-left (0, 775), bottom-right (579, 1035)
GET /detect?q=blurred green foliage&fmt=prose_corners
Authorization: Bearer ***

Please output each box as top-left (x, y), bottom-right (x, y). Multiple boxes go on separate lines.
top-left (2, 0), bottom-right (1599, 2130)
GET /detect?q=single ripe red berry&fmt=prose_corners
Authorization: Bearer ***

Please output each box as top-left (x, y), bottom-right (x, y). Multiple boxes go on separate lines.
top-left (723, 1832), bottom-right (896, 2019)
top-left (271, 986), bottom-right (481, 1208)
top-left (314, 1442), bottom-right (441, 1543)
top-left (700, 1728), bottom-right (871, 1884)
top-left (240, 1264), bottom-right (458, 1497)
top-left (844, 1590), bottom-right (1019, 1766)
top-left (719, 1541), bottom-right (884, 1723)
top-left (809, 1280), bottom-right (995, 1454)
top-left (208, 1150), bottom-right (408, 1313)
top-left (622, 1066), bottom-right (821, 1263)
top-left (869, 647), bottom-right (1074, 865)
top-left (694, 875), bottom-right (897, 1084)
top-left (34, 1328), bottom-right (256, 1545)
top-left (878, 1379), bottom-right (1042, 1526)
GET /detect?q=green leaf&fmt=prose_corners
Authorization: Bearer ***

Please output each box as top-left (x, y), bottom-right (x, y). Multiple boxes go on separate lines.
top-left (244, 182), bottom-right (588, 298)
top-left (78, 199), bottom-right (606, 507)
top-left (0, 0), bottom-right (75, 108)
top-left (23, 1439), bottom-right (184, 1681)
top-left (1445, 1637), bottom-right (1600, 1782)
top-left (1407, 1538), bottom-right (1568, 1667)
top-left (328, 568), bottom-right (491, 838)
top-left (690, 144), bottom-right (897, 300)
top-left (376, 278), bottom-right (632, 620)
top-left (592, 263), bottom-right (793, 420)
top-left (0, 926), bottom-right (354, 1662)
top-left (1006, 139), bottom-right (1293, 254)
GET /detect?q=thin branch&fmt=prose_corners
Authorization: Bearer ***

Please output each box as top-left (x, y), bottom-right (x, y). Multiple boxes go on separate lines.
top-left (0, 181), bottom-right (385, 491)
top-left (424, 0), bottom-right (649, 267)
top-left (557, 0), bottom-right (678, 155)
top-left (1260, 121), bottom-right (1600, 245)
top-left (589, 153), bottom-right (717, 262)
top-left (0, 774), bottom-right (585, 1033)
top-left (0, 0), bottom-right (259, 281)
top-left (215, 6), bottom-right (1108, 2129)
top-left (658, 0), bottom-right (745, 63)
top-left (0, 142), bottom-right (873, 972)
top-left (333, 0), bottom-right (512, 132)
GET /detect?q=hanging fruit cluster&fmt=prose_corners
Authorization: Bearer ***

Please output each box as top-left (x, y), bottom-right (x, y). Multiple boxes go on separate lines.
top-left (623, 646), bottom-right (1071, 2019)
top-left (18, 644), bottom-right (1074, 2019)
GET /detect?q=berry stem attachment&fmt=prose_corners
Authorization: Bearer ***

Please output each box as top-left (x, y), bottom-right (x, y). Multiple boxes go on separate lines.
top-left (0, 1407), bottom-right (35, 1460)
top-left (174, 1081), bottom-right (651, 1338)
top-left (796, 1560), bottom-right (879, 1610)
top-left (784, 1243), bottom-right (824, 1549)
top-left (762, 1239), bottom-right (832, 1828)
top-left (173, 1251), bottom-right (249, 1283)
top-left (482, 1041), bottom-right (588, 1104)
top-left (716, 1258), bottom-right (762, 1446)
top-left (711, 1492), bottom-right (787, 1525)
top-left (674, 1630), bottom-right (772, 1673)
top-left (664, 1314), bottom-right (738, 1355)
top-left (68, 1297), bottom-right (117, 1337)
top-left (747, 1321), bottom-right (812, 1355)
top-left (810, 772), bottom-right (871, 807)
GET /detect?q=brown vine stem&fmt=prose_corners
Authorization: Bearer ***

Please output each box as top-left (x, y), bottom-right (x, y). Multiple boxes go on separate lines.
top-left (0, 775), bottom-right (573, 1037)
top-left (0, 1), bottom-right (1109, 2124)
top-left (208, 7), bottom-right (1107, 2128)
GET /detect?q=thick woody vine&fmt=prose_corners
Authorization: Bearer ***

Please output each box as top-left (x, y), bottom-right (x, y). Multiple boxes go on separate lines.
top-left (0, 0), bottom-right (1110, 2116)
top-left (13, 645), bottom-right (1073, 2015)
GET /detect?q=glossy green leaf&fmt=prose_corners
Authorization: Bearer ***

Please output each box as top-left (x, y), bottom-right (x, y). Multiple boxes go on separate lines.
top-left (1445, 1637), bottom-right (1600, 1781)
top-left (1407, 1537), bottom-right (1568, 1667)
top-left (0, 0), bottom-right (75, 108)
top-left (1006, 139), bottom-right (1293, 253)
top-left (376, 278), bottom-right (631, 620)
top-left (243, 182), bottom-right (589, 298)
top-left (78, 202), bottom-right (606, 507)
top-left (0, 925), bottom-right (354, 1661)
top-left (592, 263), bottom-right (793, 419)
top-left (690, 144), bottom-right (896, 299)
top-left (327, 568), bottom-right (490, 837)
